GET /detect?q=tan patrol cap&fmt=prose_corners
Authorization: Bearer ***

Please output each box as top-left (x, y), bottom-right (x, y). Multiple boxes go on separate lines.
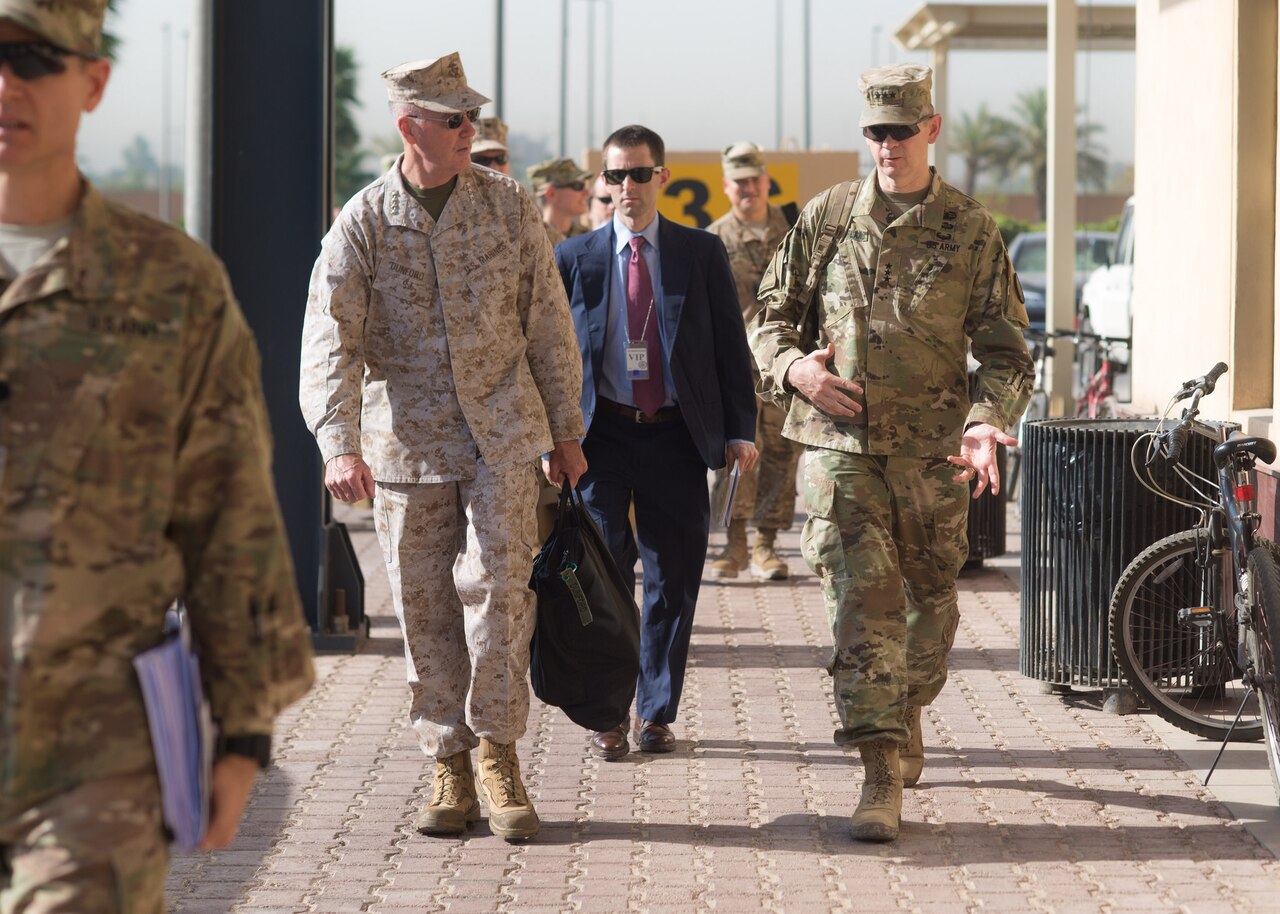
top-left (381, 52), bottom-right (491, 114)
top-left (721, 142), bottom-right (767, 180)
top-left (472, 117), bottom-right (509, 154)
top-left (527, 157), bottom-right (592, 192)
top-left (0, 0), bottom-right (105, 54)
top-left (858, 63), bottom-right (934, 127)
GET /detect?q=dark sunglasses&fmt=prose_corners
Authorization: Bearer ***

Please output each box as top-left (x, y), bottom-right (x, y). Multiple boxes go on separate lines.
top-left (553, 180), bottom-right (586, 192)
top-left (0, 41), bottom-right (91, 80)
top-left (593, 196), bottom-right (613, 205)
top-left (601, 166), bottom-right (664, 186)
top-left (471, 152), bottom-right (508, 166)
top-left (409, 107), bottom-right (481, 130)
top-left (862, 120), bottom-right (928, 143)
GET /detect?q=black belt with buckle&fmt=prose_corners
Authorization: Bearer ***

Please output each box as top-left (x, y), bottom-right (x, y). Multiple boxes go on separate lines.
top-left (598, 398), bottom-right (681, 425)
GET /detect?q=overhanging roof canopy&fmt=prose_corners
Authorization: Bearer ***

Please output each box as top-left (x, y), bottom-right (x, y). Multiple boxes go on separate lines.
top-left (896, 3), bottom-right (1135, 52)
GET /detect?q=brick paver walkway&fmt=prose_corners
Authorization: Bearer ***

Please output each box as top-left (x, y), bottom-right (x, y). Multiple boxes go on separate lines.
top-left (166, 506), bottom-right (1280, 913)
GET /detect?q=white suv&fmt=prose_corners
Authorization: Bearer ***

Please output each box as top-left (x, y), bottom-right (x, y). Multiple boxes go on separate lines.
top-left (1080, 196), bottom-right (1134, 346)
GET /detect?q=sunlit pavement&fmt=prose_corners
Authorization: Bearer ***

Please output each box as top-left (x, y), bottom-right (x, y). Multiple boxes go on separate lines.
top-left (167, 503), bottom-right (1280, 913)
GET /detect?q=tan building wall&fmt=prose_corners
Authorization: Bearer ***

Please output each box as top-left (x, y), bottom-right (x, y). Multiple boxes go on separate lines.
top-left (1132, 0), bottom-right (1278, 429)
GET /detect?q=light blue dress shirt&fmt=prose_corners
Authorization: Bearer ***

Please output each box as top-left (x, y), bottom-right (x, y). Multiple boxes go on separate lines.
top-left (599, 215), bottom-right (676, 409)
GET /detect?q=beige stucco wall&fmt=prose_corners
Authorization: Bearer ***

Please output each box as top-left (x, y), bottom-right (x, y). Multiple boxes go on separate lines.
top-left (1131, 0), bottom-right (1238, 417)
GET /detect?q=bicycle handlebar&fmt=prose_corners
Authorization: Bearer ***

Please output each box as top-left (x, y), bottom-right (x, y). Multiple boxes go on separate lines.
top-left (1174, 362), bottom-right (1228, 402)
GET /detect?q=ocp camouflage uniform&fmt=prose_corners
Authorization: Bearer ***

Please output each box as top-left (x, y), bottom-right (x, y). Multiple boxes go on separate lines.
top-left (752, 169), bottom-right (1032, 746)
top-left (0, 183), bottom-right (316, 911)
top-left (300, 160), bottom-right (584, 758)
top-left (708, 203), bottom-right (802, 529)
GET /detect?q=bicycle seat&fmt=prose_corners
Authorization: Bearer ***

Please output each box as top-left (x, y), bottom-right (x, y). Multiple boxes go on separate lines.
top-left (1214, 435), bottom-right (1278, 467)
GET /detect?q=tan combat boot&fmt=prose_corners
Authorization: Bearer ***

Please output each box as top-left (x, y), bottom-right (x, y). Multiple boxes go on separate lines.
top-left (477, 738), bottom-right (540, 841)
top-left (750, 527), bottom-right (789, 581)
top-left (850, 741), bottom-right (903, 842)
top-left (415, 750), bottom-right (480, 835)
top-left (709, 518), bottom-right (749, 578)
top-left (901, 706), bottom-right (924, 788)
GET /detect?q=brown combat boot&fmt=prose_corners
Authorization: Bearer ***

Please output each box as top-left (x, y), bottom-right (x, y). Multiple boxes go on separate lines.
top-left (750, 527), bottom-right (789, 581)
top-left (709, 518), bottom-right (749, 578)
top-left (850, 741), bottom-right (903, 842)
top-left (901, 706), bottom-right (924, 787)
top-left (415, 750), bottom-right (480, 835)
top-left (477, 738), bottom-right (539, 841)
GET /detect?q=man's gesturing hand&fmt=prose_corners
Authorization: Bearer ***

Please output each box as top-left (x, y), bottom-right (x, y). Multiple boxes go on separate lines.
top-left (947, 423), bottom-right (1018, 499)
top-left (784, 343), bottom-right (863, 418)
top-left (325, 453), bottom-right (375, 503)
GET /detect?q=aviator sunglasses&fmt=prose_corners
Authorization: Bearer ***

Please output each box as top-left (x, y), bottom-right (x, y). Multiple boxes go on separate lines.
top-left (409, 107), bottom-right (481, 130)
top-left (471, 152), bottom-right (509, 166)
top-left (861, 118), bottom-right (931, 144)
top-left (601, 166), bottom-right (665, 186)
top-left (0, 41), bottom-right (93, 80)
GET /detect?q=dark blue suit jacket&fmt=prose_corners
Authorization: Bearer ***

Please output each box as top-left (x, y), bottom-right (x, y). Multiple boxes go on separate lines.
top-left (555, 216), bottom-right (758, 471)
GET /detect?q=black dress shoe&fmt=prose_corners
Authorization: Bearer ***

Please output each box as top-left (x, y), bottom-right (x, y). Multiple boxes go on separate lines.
top-left (634, 718), bottom-right (675, 753)
top-left (590, 720), bottom-right (629, 760)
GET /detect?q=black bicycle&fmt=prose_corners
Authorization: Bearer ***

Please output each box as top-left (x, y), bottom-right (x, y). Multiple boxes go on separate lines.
top-left (1107, 363), bottom-right (1280, 801)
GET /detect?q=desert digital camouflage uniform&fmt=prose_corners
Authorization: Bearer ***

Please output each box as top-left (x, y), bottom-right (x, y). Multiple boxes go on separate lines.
top-left (300, 159), bottom-right (584, 758)
top-left (0, 184), bottom-right (316, 910)
top-left (751, 168), bottom-right (1032, 746)
top-left (708, 203), bottom-right (803, 530)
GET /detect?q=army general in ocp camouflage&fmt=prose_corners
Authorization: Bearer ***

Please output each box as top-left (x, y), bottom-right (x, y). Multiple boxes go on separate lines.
top-left (0, 0), bottom-right (315, 911)
top-left (299, 52), bottom-right (587, 844)
top-left (707, 142), bottom-right (804, 582)
top-left (751, 64), bottom-right (1032, 843)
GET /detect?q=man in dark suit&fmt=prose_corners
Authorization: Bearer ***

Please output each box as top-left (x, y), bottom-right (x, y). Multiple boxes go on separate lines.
top-left (555, 124), bottom-right (759, 759)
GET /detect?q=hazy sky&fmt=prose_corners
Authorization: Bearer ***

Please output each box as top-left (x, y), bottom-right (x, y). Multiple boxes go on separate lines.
top-left (79, 0), bottom-right (1136, 181)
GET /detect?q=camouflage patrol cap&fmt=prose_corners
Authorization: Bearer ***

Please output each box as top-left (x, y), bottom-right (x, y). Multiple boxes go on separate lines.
top-left (721, 141), bottom-right (767, 180)
top-left (527, 157), bottom-right (592, 193)
top-left (471, 117), bottom-right (509, 154)
top-left (381, 52), bottom-right (492, 114)
top-left (858, 63), bottom-right (934, 126)
top-left (0, 0), bottom-right (106, 55)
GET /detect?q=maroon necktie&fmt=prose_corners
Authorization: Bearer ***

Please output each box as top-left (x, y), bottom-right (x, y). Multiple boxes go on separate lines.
top-left (627, 236), bottom-right (665, 416)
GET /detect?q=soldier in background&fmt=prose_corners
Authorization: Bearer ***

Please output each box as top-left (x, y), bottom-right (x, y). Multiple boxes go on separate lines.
top-left (300, 53), bottom-right (586, 843)
top-left (587, 172), bottom-right (615, 229)
top-left (707, 142), bottom-right (803, 582)
top-left (751, 65), bottom-right (1032, 842)
top-left (0, 0), bottom-right (315, 909)
top-left (471, 115), bottom-right (511, 175)
top-left (528, 156), bottom-right (592, 247)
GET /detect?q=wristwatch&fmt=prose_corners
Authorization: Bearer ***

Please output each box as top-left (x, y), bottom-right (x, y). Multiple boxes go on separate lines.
top-left (216, 733), bottom-right (272, 768)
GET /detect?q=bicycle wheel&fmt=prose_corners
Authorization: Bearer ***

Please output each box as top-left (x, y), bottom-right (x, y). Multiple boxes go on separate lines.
top-left (1247, 546), bottom-right (1280, 801)
top-left (1109, 529), bottom-right (1262, 739)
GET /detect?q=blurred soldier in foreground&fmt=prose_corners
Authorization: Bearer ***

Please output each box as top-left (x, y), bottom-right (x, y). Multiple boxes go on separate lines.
top-left (300, 53), bottom-right (585, 843)
top-left (751, 65), bottom-right (1032, 842)
top-left (707, 142), bottom-right (803, 581)
top-left (528, 156), bottom-right (592, 247)
top-left (470, 115), bottom-right (510, 174)
top-left (0, 0), bottom-right (314, 909)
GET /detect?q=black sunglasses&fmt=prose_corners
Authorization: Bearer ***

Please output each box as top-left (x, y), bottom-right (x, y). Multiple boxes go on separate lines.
top-left (471, 152), bottom-right (508, 166)
top-left (0, 41), bottom-right (91, 80)
top-left (409, 107), bottom-right (481, 130)
top-left (593, 196), bottom-right (613, 205)
top-left (601, 166), bottom-right (664, 186)
top-left (862, 120), bottom-right (929, 143)
top-left (553, 180), bottom-right (586, 192)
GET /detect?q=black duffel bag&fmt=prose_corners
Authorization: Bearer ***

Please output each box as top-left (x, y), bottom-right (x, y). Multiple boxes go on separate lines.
top-left (528, 485), bottom-right (639, 731)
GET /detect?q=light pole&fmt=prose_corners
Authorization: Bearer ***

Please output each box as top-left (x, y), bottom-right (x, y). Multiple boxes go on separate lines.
top-left (803, 0), bottom-right (812, 149)
top-left (559, 0), bottom-right (568, 156)
top-left (775, 0), bottom-right (783, 149)
top-left (160, 22), bottom-right (171, 222)
top-left (494, 0), bottom-right (504, 119)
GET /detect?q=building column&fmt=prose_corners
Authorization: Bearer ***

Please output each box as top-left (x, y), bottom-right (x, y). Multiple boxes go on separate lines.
top-left (1046, 0), bottom-right (1078, 410)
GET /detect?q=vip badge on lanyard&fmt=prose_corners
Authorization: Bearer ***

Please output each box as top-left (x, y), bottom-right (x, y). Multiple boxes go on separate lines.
top-left (626, 297), bottom-right (656, 380)
top-left (625, 344), bottom-right (649, 380)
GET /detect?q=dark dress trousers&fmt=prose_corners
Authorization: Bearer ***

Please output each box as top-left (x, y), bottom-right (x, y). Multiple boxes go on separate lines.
top-left (555, 216), bottom-right (758, 724)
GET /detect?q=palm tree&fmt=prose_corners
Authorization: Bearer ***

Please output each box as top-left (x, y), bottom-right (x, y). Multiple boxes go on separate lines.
top-left (996, 88), bottom-right (1109, 220)
top-left (333, 46), bottom-right (372, 205)
top-left (949, 104), bottom-right (1015, 195)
